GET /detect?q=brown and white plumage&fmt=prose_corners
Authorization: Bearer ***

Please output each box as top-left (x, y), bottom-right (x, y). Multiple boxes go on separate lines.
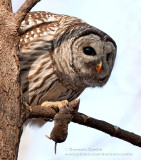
top-left (18, 11), bottom-right (117, 106)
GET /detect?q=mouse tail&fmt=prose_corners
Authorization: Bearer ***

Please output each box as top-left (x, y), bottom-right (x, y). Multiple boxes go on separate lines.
top-left (55, 142), bottom-right (57, 154)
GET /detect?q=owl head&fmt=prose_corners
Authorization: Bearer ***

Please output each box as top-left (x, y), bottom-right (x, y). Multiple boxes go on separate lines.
top-left (53, 20), bottom-right (117, 90)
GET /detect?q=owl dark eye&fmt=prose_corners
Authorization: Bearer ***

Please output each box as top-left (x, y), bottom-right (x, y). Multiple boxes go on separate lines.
top-left (83, 46), bottom-right (96, 56)
top-left (106, 53), bottom-right (110, 62)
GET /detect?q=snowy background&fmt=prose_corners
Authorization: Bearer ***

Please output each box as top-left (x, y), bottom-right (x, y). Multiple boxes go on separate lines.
top-left (12, 0), bottom-right (141, 159)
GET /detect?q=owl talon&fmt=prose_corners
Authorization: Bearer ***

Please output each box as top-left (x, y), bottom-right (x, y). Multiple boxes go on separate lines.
top-left (58, 100), bottom-right (69, 107)
top-left (41, 100), bottom-right (69, 110)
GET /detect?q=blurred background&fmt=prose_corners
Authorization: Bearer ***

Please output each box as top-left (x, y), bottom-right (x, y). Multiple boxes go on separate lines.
top-left (12, 0), bottom-right (141, 159)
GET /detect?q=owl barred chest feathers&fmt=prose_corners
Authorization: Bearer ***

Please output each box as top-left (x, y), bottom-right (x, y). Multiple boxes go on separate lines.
top-left (18, 11), bottom-right (117, 106)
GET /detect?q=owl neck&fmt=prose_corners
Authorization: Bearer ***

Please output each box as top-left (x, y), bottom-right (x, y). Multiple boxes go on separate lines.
top-left (56, 71), bottom-right (86, 92)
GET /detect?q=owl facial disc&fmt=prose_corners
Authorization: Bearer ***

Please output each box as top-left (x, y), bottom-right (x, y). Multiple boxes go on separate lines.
top-left (94, 61), bottom-right (102, 74)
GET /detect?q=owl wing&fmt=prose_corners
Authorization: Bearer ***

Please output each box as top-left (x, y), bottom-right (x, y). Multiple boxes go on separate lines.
top-left (18, 11), bottom-right (61, 75)
top-left (18, 11), bottom-right (61, 104)
top-left (19, 11), bottom-right (61, 54)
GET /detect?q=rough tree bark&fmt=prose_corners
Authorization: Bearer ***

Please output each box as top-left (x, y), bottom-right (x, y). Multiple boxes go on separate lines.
top-left (0, 0), bottom-right (40, 159)
top-left (0, 5), bottom-right (24, 160)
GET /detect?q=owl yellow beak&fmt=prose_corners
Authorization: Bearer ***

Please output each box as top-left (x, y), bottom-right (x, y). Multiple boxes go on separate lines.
top-left (94, 61), bottom-right (102, 74)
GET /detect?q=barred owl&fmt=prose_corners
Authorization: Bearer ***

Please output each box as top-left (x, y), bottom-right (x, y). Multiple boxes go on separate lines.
top-left (18, 11), bottom-right (116, 106)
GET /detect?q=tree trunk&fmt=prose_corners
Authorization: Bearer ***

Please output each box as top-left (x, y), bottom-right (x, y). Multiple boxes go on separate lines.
top-left (0, 0), bottom-right (41, 159)
top-left (0, 3), bottom-right (25, 160)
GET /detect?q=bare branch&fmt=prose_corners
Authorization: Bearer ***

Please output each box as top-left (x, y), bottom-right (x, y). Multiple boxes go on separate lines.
top-left (14, 0), bottom-right (41, 25)
top-left (28, 102), bottom-right (141, 148)
top-left (72, 113), bottom-right (141, 147)
top-left (29, 105), bottom-right (57, 119)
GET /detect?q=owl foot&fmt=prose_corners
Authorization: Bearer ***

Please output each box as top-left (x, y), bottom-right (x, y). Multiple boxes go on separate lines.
top-left (41, 100), bottom-right (69, 111)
